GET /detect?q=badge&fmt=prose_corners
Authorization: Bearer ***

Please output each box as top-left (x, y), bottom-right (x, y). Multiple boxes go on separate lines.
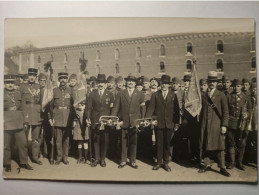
top-left (65, 93), bottom-right (70, 98)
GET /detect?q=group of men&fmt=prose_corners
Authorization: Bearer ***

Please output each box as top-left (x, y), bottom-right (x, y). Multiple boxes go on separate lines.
top-left (4, 67), bottom-right (257, 178)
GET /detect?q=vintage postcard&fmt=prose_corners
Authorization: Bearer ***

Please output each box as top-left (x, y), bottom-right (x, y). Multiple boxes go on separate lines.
top-left (3, 17), bottom-right (257, 183)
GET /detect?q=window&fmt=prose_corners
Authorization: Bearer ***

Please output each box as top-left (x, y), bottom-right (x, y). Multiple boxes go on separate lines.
top-left (251, 57), bottom-right (256, 71)
top-left (96, 64), bottom-right (100, 74)
top-left (96, 50), bottom-right (101, 61)
top-left (160, 61), bottom-right (165, 72)
top-left (64, 53), bottom-right (68, 63)
top-left (136, 62), bottom-right (141, 73)
top-left (37, 56), bottom-right (41, 63)
top-left (251, 37), bottom-right (255, 51)
top-left (115, 48), bottom-right (120, 60)
top-left (136, 47), bottom-right (141, 58)
top-left (115, 64), bottom-right (119, 74)
top-left (187, 42), bottom-right (192, 54)
top-left (217, 40), bottom-right (224, 53)
top-left (80, 51), bottom-right (85, 59)
top-left (51, 54), bottom-right (54, 62)
top-left (186, 60), bottom-right (192, 72)
top-left (216, 59), bottom-right (223, 72)
top-left (160, 45), bottom-right (166, 56)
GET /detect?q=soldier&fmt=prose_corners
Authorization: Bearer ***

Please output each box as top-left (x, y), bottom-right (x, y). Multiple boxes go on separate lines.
top-left (49, 72), bottom-right (75, 165)
top-left (198, 71), bottom-right (230, 177)
top-left (199, 79), bottom-right (208, 93)
top-left (20, 68), bottom-right (43, 165)
top-left (146, 75), bottom-right (180, 172)
top-left (222, 76), bottom-right (232, 95)
top-left (4, 75), bottom-right (33, 172)
top-left (242, 78), bottom-right (251, 96)
top-left (112, 73), bottom-right (145, 169)
top-left (226, 79), bottom-right (252, 171)
top-left (88, 74), bottom-right (114, 167)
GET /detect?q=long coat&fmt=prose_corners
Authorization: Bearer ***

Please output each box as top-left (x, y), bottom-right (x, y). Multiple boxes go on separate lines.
top-left (199, 89), bottom-right (229, 151)
top-left (111, 88), bottom-right (145, 128)
top-left (145, 90), bottom-right (179, 129)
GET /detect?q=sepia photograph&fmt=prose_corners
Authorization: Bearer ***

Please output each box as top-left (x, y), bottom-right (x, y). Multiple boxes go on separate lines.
top-left (3, 16), bottom-right (257, 183)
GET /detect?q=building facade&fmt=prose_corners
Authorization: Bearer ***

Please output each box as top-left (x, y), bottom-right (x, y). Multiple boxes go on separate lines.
top-left (11, 32), bottom-right (256, 80)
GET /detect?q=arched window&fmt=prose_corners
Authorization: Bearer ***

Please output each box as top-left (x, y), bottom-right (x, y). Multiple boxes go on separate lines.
top-left (136, 62), bottom-right (141, 73)
top-left (187, 42), bottom-right (192, 54)
top-left (136, 47), bottom-right (141, 58)
top-left (96, 50), bottom-right (101, 61)
top-left (160, 45), bottom-right (166, 56)
top-left (251, 57), bottom-right (256, 71)
top-left (115, 64), bottom-right (119, 74)
top-left (251, 37), bottom-right (255, 51)
top-left (217, 40), bottom-right (224, 53)
top-left (115, 48), bottom-right (120, 60)
top-left (51, 54), bottom-right (54, 62)
top-left (64, 53), bottom-right (68, 63)
top-left (37, 55), bottom-right (41, 63)
top-left (216, 59), bottom-right (223, 72)
top-left (96, 64), bottom-right (100, 74)
top-left (186, 60), bottom-right (192, 72)
top-left (160, 61), bottom-right (165, 72)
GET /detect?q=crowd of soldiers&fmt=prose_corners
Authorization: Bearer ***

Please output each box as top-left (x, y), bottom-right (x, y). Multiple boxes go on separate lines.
top-left (3, 67), bottom-right (258, 178)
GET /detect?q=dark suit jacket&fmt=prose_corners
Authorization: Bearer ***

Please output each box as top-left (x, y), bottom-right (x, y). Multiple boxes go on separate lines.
top-left (111, 88), bottom-right (145, 128)
top-left (88, 89), bottom-right (114, 129)
top-left (145, 90), bottom-right (179, 129)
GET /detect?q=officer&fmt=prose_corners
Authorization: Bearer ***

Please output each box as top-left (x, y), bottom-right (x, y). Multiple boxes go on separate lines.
top-left (49, 72), bottom-right (75, 165)
top-left (4, 75), bottom-right (33, 172)
top-left (200, 79), bottom-right (208, 93)
top-left (20, 68), bottom-right (43, 165)
top-left (222, 76), bottom-right (232, 95)
top-left (226, 79), bottom-right (252, 171)
top-left (88, 74), bottom-right (114, 167)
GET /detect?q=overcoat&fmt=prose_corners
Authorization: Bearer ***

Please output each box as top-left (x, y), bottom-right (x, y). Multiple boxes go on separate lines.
top-left (199, 89), bottom-right (229, 151)
top-left (111, 89), bottom-right (145, 128)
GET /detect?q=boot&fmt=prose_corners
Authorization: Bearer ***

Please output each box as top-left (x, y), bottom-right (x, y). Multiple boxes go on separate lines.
top-left (227, 147), bottom-right (235, 169)
top-left (77, 148), bottom-right (83, 164)
top-left (237, 147), bottom-right (245, 171)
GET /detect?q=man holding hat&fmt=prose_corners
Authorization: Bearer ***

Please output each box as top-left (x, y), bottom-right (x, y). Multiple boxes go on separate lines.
top-left (20, 68), bottom-right (44, 165)
top-left (88, 74), bottom-right (114, 167)
top-left (112, 73), bottom-right (145, 169)
top-left (4, 75), bottom-right (33, 172)
top-left (198, 71), bottom-right (230, 177)
top-left (146, 75), bottom-right (180, 172)
top-left (49, 72), bottom-right (75, 165)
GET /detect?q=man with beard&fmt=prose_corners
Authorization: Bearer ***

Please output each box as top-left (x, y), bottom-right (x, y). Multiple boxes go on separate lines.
top-left (88, 74), bottom-right (114, 167)
top-left (200, 79), bottom-right (208, 93)
top-left (146, 75), bottom-right (179, 172)
top-left (112, 74), bottom-right (145, 169)
top-left (4, 75), bottom-right (33, 172)
top-left (20, 68), bottom-right (43, 165)
top-left (222, 76), bottom-right (232, 95)
top-left (198, 71), bottom-right (230, 177)
top-left (49, 72), bottom-right (75, 165)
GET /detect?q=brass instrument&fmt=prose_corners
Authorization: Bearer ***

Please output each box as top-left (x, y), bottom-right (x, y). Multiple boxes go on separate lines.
top-left (96, 116), bottom-right (123, 130)
top-left (135, 118), bottom-right (158, 133)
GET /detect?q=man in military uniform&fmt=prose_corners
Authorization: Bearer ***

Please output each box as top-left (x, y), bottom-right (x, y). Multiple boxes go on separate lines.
top-left (4, 75), bottom-right (33, 172)
top-left (200, 79), bottom-right (208, 93)
top-left (222, 76), bottom-right (232, 95)
top-left (20, 68), bottom-right (43, 165)
top-left (112, 74), bottom-right (145, 169)
top-left (88, 74), bottom-right (114, 167)
top-left (242, 78), bottom-right (251, 96)
top-left (49, 72), bottom-right (75, 165)
top-left (226, 79), bottom-right (252, 171)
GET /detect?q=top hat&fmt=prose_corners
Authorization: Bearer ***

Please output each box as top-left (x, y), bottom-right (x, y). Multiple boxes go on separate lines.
top-left (28, 68), bottom-right (38, 75)
top-left (107, 75), bottom-right (115, 82)
top-left (171, 77), bottom-right (180, 84)
top-left (58, 72), bottom-right (69, 79)
top-left (125, 73), bottom-right (137, 82)
top-left (161, 75), bottom-right (171, 84)
top-left (199, 79), bottom-right (208, 85)
top-left (207, 71), bottom-right (218, 81)
top-left (232, 79), bottom-right (242, 86)
top-left (96, 74), bottom-right (107, 83)
top-left (222, 76), bottom-right (230, 82)
top-left (183, 74), bottom-right (191, 81)
top-left (4, 75), bottom-right (15, 82)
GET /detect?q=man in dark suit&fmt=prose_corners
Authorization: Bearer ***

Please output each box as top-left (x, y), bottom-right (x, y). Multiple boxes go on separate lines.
top-left (88, 74), bottom-right (114, 167)
top-left (145, 75), bottom-right (179, 172)
top-left (112, 74), bottom-right (145, 169)
top-left (198, 71), bottom-right (230, 177)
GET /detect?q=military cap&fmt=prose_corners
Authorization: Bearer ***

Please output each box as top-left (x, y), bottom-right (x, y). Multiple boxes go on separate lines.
top-left (222, 76), bottom-right (230, 82)
top-left (58, 72), bottom-right (68, 79)
top-left (207, 71), bottom-right (218, 81)
top-left (232, 79), bottom-right (242, 86)
top-left (69, 74), bottom-right (77, 81)
top-left (183, 74), bottom-right (191, 81)
top-left (125, 73), bottom-right (137, 82)
top-left (171, 77), bottom-right (180, 84)
top-left (115, 76), bottom-right (124, 83)
top-left (28, 68), bottom-right (38, 75)
top-left (242, 78), bottom-right (250, 84)
top-left (96, 74), bottom-right (107, 83)
top-left (161, 75), bottom-right (171, 84)
top-left (38, 73), bottom-right (47, 81)
top-left (107, 75), bottom-right (115, 82)
top-left (199, 79), bottom-right (208, 85)
top-left (4, 75), bottom-right (15, 82)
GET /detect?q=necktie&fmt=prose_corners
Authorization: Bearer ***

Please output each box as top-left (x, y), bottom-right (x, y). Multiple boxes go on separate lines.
top-left (163, 91), bottom-right (166, 99)
top-left (99, 90), bottom-right (103, 99)
top-left (129, 89), bottom-right (132, 97)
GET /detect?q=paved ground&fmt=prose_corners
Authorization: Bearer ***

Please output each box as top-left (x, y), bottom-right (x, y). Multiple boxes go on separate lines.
top-left (2, 156), bottom-right (258, 183)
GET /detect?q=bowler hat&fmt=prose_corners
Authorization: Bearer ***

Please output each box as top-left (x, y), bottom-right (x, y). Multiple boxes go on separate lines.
top-left (4, 75), bottom-right (15, 82)
top-left (58, 72), bottom-right (68, 78)
top-left (183, 74), bottom-right (191, 81)
top-left (96, 74), bottom-right (107, 83)
top-left (207, 71), bottom-right (218, 81)
top-left (161, 75), bottom-right (171, 84)
top-left (125, 73), bottom-right (137, 82)
top-left (28, 68), bottom-right (38, 75)
top-left (171, 77), bottom-right (180, 84)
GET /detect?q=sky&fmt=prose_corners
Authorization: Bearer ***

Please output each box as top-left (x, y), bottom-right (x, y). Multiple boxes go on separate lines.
top-left (4, 17), bottom-right (254, 49)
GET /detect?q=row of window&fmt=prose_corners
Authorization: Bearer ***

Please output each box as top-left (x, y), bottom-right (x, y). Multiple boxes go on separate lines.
top-left (36, 37), bottom-right (256, 63)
